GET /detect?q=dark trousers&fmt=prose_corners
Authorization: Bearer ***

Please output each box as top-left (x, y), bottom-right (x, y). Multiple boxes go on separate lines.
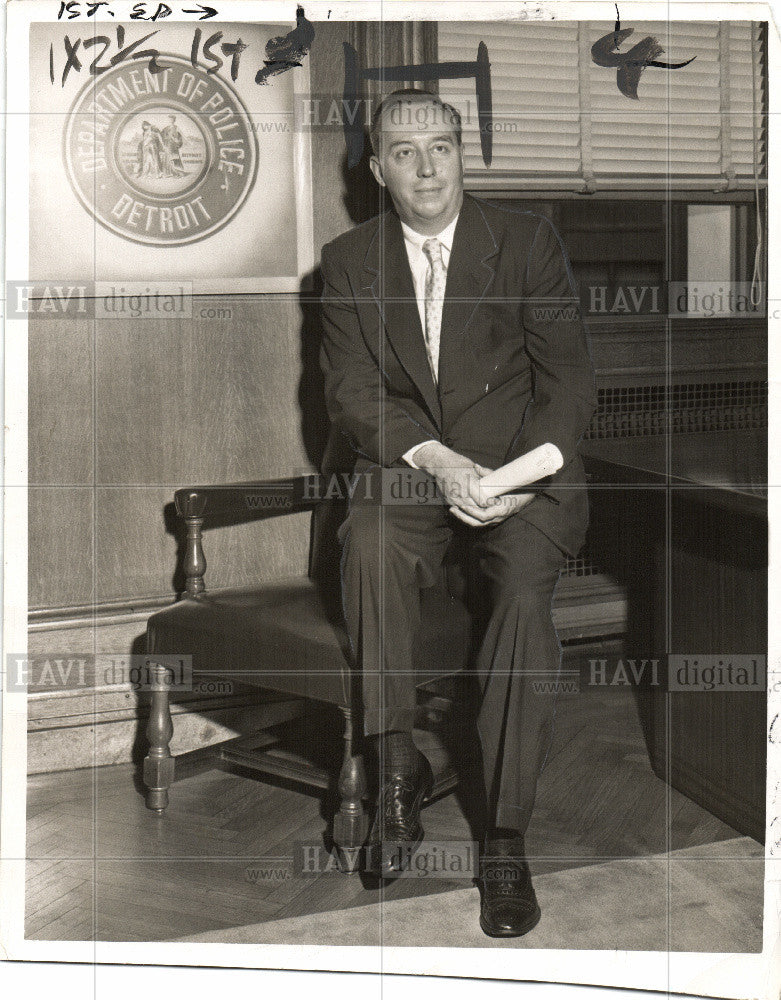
top-left (337, 469), bottom-right (567, 834)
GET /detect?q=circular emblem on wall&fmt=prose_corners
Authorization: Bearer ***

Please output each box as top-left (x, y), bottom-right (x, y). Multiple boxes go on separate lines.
top-left (63, 55), bottom-right (259, 246)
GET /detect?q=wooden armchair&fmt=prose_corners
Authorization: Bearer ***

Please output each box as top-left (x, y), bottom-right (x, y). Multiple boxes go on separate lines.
top-left (143, 475), bottom-right (475, 871)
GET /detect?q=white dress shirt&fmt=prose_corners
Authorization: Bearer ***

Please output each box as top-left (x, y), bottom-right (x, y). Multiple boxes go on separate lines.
top-left (396, 213), bottom-right (564, 479)
top-left (399, 214), bottom-right (459, 469)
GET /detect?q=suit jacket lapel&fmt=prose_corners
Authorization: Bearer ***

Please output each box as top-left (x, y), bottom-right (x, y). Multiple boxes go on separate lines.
top-left (438, 195), bottom-right (500, 390)
top-left (362, 211), bottom-right (442, 430)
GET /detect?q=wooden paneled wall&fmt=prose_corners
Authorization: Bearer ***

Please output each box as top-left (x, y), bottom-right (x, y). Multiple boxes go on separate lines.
top-left (26, 24), bottom-right (767, 775)
top-left (29, 22), bottom-right (365, 615)
top-left (587, 318), bottom-right (766, 384)
top-left (26, 22), bottom-right (400, 772)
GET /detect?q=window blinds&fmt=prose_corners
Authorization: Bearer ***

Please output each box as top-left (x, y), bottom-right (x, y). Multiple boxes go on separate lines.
top-left (437, 20), bottom-right (765, 191)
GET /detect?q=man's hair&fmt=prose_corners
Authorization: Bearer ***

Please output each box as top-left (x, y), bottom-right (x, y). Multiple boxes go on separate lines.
top-left (369, 88), bottom-right (463, 156)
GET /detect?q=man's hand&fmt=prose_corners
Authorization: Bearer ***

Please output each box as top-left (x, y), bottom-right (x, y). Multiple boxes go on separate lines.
top-left (412, 442), bottom-right (492, 520)
top-left (412, 445), bottom-right (533, 526)
top-left (453, 461), bottom-right (534, 527)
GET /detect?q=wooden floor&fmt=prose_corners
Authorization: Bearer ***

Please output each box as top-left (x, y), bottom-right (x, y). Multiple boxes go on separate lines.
top-left (25, 640), bottom-right (755, 942)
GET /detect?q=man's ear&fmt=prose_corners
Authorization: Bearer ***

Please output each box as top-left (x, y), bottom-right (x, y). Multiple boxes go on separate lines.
top-left (369, 155), bottom-right (386, 188)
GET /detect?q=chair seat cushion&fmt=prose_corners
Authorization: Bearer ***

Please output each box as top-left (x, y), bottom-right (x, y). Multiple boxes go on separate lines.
top-left (147, 575), bottom-right (473, 705)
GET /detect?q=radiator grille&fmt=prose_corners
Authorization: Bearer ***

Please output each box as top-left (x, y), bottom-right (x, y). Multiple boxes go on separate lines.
top-left (561, 547), bottom-right (598, 578)
top-left (562, 379), bottom-right (767, 577)
top-left (584, 380), bottom-right (767, 440)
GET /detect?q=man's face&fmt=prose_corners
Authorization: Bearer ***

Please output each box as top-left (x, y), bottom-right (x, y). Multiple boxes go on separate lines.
top-left (370, 100), bottom-right (464, 235)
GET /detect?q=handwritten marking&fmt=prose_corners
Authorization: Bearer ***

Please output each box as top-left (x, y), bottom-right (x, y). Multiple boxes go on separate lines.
top-left (591, 4), bottom-right (695, 99)
top-left (129, 3), bottom-right (173, 19)
top-left (191, 28), bottom-right (248, 80)
top-left (59, 2), bottom-right (113, 17)
top-left (181, 3), bottom-right (217, 17)
top-left (50, 25), bottom-right (300, 86)
top-left (58, 2), bottom-right (220, 18)
top-left (342, 41), bottom-right (492, 168)
top-left (255, 5), bottom-right (315, 85)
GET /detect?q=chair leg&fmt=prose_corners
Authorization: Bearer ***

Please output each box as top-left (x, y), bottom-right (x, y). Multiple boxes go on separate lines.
top-left (143, 661), bottom-right (175, 812)
top-left (332, 705), bottom-right (368, 873)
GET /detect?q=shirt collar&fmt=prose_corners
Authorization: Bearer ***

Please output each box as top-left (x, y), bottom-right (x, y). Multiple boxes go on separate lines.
top-left (400, 213), bottom-right (459, 256)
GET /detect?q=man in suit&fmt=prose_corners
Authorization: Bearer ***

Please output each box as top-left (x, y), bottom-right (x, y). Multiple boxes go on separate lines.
top-left (319, 89), bottom-right (596, 936)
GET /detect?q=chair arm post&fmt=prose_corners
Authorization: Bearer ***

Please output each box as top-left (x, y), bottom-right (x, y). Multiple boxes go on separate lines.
top-left (184, 515), bottom-right (206, 596)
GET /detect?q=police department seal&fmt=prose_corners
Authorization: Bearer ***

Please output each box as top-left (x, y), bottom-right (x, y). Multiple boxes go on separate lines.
top-left (64, 55), bottom-right (259, 246)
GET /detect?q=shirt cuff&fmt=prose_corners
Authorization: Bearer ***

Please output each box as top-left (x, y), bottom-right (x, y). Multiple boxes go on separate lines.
top-left (402, 439), bottom-right (439, 469)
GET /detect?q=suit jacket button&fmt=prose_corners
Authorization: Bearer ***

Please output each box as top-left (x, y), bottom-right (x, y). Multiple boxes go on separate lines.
top-left (443, 436), bottom-right (454, 447)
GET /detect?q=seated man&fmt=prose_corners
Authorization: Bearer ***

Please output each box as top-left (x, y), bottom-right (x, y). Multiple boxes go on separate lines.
top-left (319, 89), bottom-right (596, 937)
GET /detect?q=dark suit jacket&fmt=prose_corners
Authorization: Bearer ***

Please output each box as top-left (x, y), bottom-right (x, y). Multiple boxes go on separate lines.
top-left (319, 193), bottom-right (597, 558)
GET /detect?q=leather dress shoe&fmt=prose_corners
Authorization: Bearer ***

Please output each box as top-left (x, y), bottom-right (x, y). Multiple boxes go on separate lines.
top-left (366, 754), bottom-right (434, 878)
top-left (479, 838), bottom-right (541, 937)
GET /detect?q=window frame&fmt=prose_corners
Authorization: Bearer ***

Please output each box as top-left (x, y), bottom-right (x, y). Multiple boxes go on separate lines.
top-left (468, 188), bottom-right (764, 325)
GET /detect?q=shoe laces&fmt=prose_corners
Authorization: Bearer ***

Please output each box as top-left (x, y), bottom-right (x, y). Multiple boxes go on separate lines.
top-left (482, 858), bottom-right (530, 897)
top-left (379, 778), bottom-right (416, 834)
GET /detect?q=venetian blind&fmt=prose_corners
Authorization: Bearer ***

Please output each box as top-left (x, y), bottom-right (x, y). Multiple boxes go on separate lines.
top-left (437, 20), bottom-right (765, 191)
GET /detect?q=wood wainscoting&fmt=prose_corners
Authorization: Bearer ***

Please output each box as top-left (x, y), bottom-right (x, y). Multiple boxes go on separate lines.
top-left (26, 600), bottom-right (304, 774)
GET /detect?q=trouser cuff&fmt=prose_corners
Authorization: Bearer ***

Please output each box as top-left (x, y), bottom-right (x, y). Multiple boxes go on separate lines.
top-left (492, 802), bottom-right (532, 838)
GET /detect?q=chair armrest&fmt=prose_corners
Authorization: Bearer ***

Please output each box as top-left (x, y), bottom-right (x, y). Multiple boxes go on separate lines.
top-left (173, 476), bottom-right (328, 596)
top-left (175, 476), bottom-right (324, 528)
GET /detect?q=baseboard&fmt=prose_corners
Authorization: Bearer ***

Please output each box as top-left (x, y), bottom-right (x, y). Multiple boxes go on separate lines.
top-left (26, 606), bottom-right (304, 773)
top-left (28, 691), bottom-right (304, 774)
top-left (553, 574), bottom-right (627, 640)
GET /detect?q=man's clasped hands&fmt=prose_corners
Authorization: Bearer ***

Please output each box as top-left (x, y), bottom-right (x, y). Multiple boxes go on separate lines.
top-left (412, 441), bottom-right (534, 527)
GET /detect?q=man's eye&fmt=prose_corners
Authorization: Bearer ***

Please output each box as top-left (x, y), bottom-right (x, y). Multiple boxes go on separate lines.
top-left (394, 148), bottom-right (412, 158)
top-left (433, 144), bottom-right (450, 153)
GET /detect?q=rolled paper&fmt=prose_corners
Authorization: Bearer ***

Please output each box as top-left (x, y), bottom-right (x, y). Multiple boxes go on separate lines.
top-left (477, 443), bottom-right (563, 501)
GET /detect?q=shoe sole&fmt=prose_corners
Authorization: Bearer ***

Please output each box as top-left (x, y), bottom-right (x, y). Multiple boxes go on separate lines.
top-left (479, 903), bottom-right (541, 938)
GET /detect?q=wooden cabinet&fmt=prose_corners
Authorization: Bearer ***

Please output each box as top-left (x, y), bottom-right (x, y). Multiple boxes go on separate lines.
top-left (584, 431), bottom-right (767, 841)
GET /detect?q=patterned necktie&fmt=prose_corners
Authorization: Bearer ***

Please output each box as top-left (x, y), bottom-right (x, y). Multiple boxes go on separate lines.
top-left (422, 238), bottom-right (447, 385)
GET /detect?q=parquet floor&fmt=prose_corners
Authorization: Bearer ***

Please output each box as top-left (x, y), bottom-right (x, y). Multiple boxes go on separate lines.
top-left (25, 641), bottom-right (755, 942)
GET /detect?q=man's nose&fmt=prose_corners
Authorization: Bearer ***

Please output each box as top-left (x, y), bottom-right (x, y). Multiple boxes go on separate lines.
top-left (417, 150), bottom-right (435, 176)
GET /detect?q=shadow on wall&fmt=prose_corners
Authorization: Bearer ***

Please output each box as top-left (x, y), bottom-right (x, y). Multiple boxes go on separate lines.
top-left (158, 147), bottom-right (384, 594)
top-left (298, 147), bottom-right (384, 475)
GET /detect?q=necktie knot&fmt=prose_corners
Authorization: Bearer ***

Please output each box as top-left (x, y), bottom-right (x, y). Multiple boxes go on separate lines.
top-left (422, 238), bottom-right (444, 268)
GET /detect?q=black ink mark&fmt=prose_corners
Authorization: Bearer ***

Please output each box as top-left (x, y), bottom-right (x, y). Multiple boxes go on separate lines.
top-left (84, 34), bottom-right (114, 75)
top-left (255, 5), bottom-right (315, 85)
top-left (130, 2), bottom-right (173, 20)
top-left (191, 29), bottom-right (247, 79)
top-left (591, 4), bottom-right (695, 99)
top-left (58, 1), bottom-right (114, 18)
top-left (770, 817), bottom-right (780, 857)
top-left (108, 26), bottom-right (169, 73)
top-left (51, 26), bottom-right (252, 84)
top-left (61, 36), bottom-right (83, 85)
top-left (58, 26), bottom-right (168, 82)
top-left (342, 41), bottom-right (492, 168)
top-left (769, 713), bottom-right (778, 744)
top-left (181, 4), bottom-right (218, 18)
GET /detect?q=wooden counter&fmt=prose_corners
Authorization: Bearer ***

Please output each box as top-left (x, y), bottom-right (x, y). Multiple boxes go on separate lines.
top-left (583, 430), bottom-right (767, 841)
